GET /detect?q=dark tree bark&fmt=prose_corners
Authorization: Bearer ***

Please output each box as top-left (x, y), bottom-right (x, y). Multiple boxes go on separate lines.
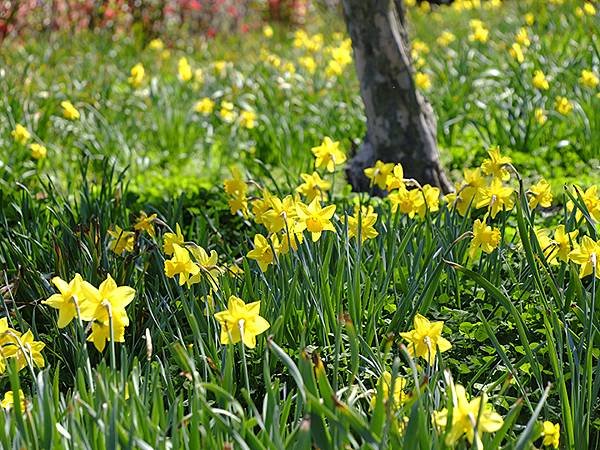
top-left (342, 0), bottom-right (453, 193)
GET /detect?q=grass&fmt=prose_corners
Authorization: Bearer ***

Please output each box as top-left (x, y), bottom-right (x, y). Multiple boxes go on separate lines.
top-left (0, 0), bottom-right (599, 448)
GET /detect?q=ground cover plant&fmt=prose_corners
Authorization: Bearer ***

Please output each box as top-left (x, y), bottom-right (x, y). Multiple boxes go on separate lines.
top-left (0, 0), bottom-right (599, 448)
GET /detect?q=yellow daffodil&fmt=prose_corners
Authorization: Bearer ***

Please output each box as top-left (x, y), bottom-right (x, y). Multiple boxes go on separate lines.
top-left (515, 27), bottom-right (531, 47)
top-left (220, 101), bottom-right (236, 123)
top-left (134, 211), bottom-right (157, 238)
top-left (553, 225), bottom-right (578, 263)
top-left (481, 146), bottom-right (512, 181)
top-left (1, 390), bottom-right (25, 411)
top-left (108, 226), bottom-right (135, 254)
top-left (509, 43), bottom-right (525, 63)
top-left (469, 219), bottom-right (501, 259)
top-left (370, 371), bottom-right (407, 410)
top-left (469, 24), bottom-right (489, 43)
top-left (568, 236), bottom-right (600, 279)
top-left (61, 101), bottom-right (80, 120)
top-left (164, 244), bottom-right (201, 286)
top-left (524, 13), bottom-right (535, 25)
top-left (295, 198), bottom-right (337, 242)
top-left (528, 178), bottom-right (553, 209)
top-left (415, 72), bottom-right (432, 90)
top-left (347, 204), bottom-right (379, 243)
top-left (239, 110), bottom-right (257, 129)
top-left (163, 223), bottom-right (185, 255)
top-left (195, 97), bottom-right (215, 115)
top-left (433, 383), bottom-right (503, 447)
top-left (214, 295), bottom-right (270, 349)
top-left (532, 70), bottom-right (549, 90)
top-left (128, 63), bottom-right (145, 88)
top-left (448, 168), bottom-right (486, 216)
top-left (311, 137), bottom-right (346, 173)
top-left (187, 244), bottom-right (222, 291)
top-left (477, 178), bottom-right (515, 219)
top-left (43, 274), bottom-right (85, 328)
top-left (11, 124), bottom-right (30, 144)
top-left (579, 70), bottom-right (599, 89)
top-left (247, 233), bottom-right (278, 272)
top-left (178, 57), bottom-right (193, 82)
top-left (400, 314), bottom-right (452, 364)
top-left (79, 274), bottom-right (135, 352)
top-left (535, 108), bottom-right (548, 125)
top-left (263, 195), bottom-right (297, 234)
top-left (436, 31), bottom-right (456, 47)
top-left (262, 25), bottom-right (274, 38)
top-left (385, 163), bottom-right (405, 191)
top-left (554, 96), bottom-right (572, 115)
top-left (148, 38), bottom-right (164, 50)
top-left (296, 172), bottom-right (331, 202)
top-left (30, 143), bottom-right (47, 160)
top-left (566, 185), bottom-right (600, 222)
top-left (364, 160), bottom-right (395, 190)
top-left (542, 421), bottom-right (560, 448)
top-left (12, 330), bottom-right (46, 371)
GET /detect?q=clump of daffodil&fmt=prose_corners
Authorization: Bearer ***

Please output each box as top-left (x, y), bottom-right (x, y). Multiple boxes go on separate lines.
top-left (177, 57), bottom-right (193, 82)
top-left (195, 97), bottom-right (215, 115)
top-left (433, 381), bottom-right (504, 447)
top-left (108, 225), bottom-right (135, 254)
top-left (295, 198), bottom-right (337, 242)
top-left (555, 96), bottom-right (573, 115)
top-left (566, 185), bottom-right (600, 222)
top-left (11, 124), bottom-right (30, 144)
top-left (134, 211), bottom-right (157, 238)
top-left (388, 184), bottom-right (440, 219)
top-left (541, 421), bottom-right (560, 448)
top-left (532, 70), bottom-right (549, 90)
top-left (61, 101), bottom-right (80, 120)
top-left (364, 160), bottom-right (395, 190)
top-left (128, 63), bottom-right (145, 88)
top-left (370, 371), bottom-right (407, 410)
top-left (79, 274), bottom-right (136, 352)
top-left (528, 178), bottom-right (553, 209)
top-left (296, 172), bottom-right (331, 202)
top-left (400, 314), bottom-right (452, 364)
top-left (347, 204), bottom-right (379, 243)
top-left (569, 236), bottom-right (600, 279)
top-left (30, 143), bottom-right (47, 160)
top-left (0, 318), bottom-right (45, 374)
top-left (311, 137), bottom-right (346, 172)
top-left (469, 219), bottom-right (501, 259)
top-left (214, 295), bottom-right (270, 348)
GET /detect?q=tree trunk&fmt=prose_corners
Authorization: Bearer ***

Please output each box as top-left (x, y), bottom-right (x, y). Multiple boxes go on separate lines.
top-left (342, 0), bottom-right (452, 193)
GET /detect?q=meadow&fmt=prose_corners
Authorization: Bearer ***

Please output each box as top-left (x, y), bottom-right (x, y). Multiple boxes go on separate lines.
top-left (0, 0), bottom-right (599, 448)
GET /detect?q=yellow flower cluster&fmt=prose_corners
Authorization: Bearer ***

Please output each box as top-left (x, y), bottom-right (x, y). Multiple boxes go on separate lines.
top-left (162, 224), bottom-right (223, 292)
top-left (43, 273), bottom-right (135, 351)
top-left (107, 212), bottom-right (157, 255)
top-left (0, 318), bottom-right (45, 374)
